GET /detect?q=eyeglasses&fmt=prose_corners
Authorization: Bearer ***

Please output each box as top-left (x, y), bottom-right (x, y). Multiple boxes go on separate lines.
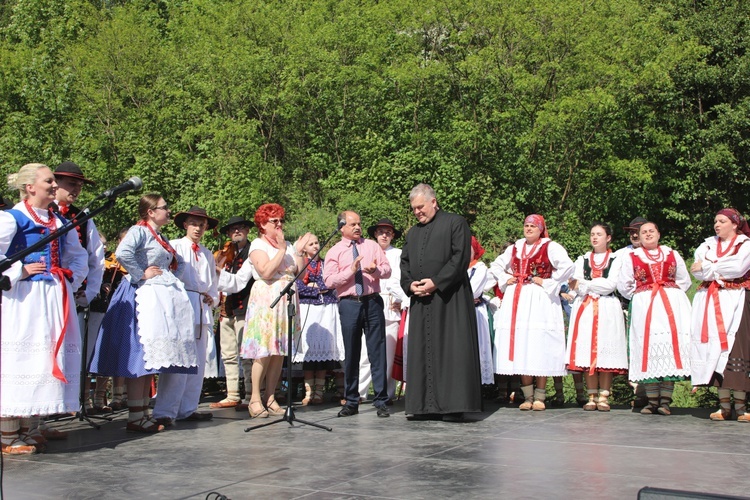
top-left (153, 205), bottom-right (169, 211)
top-left (229, 225), bottom-right (250, 233)
top-left (268, 218), bottom-right (285, 225)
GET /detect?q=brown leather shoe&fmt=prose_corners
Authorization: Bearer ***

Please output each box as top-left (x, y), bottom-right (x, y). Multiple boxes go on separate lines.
top-left (40, 428), bottom-right (68, 440)
top-left (209, 399), bottom-right (240, 409)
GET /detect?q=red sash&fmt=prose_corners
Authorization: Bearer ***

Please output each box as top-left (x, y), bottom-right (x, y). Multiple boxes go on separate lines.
top-left (569, 295), bottom-right (600, 375)
top-left (49, 266), bottom-right (73, 383)
top-left (508, 241), bottom-right (552, 361)
top-left (642, 280), bottom-right (682, 372)
top-left (700, 281), bottom-right (729, 351)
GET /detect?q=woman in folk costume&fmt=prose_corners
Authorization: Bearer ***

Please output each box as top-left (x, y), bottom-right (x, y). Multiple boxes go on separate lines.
top-left (566, 223), bottom-right (628, 411)
top-left (490, 214), bottom-right (574, 411)
top-left (617, 222), bottom-right (692, 415)
top-left (690, 208), bottom-right (750, 421)
top-left (294, 234), bottom-right (345, 405)
top-left (1, 163), bottom-right (88, 455)
top-left (90, 194), bottom-right (197, 433)
top-left (468, 236), bottom-right (494, 385)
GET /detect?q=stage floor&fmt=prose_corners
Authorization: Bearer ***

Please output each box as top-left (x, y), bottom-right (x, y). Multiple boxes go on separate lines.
top-left (2, 397), bottom-right (749, 499)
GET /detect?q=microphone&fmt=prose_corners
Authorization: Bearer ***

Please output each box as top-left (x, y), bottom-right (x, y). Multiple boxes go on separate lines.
top-left (338, 218), bottom-right (346, 231)
top-left (96, 177), bottom-right (143, 200)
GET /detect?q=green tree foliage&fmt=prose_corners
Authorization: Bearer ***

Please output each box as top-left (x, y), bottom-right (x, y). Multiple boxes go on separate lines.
top-left (0, 0), bottom-right (747, 257)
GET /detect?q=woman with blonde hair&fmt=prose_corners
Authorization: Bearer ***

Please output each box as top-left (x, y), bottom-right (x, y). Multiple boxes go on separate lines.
top-left (1, 163), bottom-right (88, 454)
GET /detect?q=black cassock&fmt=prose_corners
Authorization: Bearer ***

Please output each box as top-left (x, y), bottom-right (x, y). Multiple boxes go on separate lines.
top-left (400, 209), bottom-right (482, 415)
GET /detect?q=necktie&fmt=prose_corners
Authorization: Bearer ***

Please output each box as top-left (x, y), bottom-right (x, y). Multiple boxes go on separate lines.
top-left (352, 240), bottom-right (364, 296)
top-left (192, 242), bottom-right (201, 261)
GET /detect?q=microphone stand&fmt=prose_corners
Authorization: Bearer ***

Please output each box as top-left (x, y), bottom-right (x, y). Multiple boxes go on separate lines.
top-left (0, 198), bottom-right (118, 430)
top-left (245, 224), bottom-right (343, 433)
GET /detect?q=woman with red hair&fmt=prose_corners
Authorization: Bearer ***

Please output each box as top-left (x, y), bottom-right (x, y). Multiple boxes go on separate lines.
top-left (690, 208), bottom-right (750, 421)
top-left (218, 203), bottom-right (311, 418)
top-left (469, 236), bottom-right (494, 386)
top-left (490, 215), bottom-right (574, 411)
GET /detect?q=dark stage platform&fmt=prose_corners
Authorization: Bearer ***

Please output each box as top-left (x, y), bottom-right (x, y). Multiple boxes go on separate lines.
top-left (2, 399), bottom-right (749, 499)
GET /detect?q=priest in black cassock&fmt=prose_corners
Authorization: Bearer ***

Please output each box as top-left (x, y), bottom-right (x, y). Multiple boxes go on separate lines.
top-left (400, 183), bottom-right (482, 421)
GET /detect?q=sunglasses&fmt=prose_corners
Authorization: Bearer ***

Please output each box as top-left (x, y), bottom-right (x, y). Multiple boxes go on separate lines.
top-left (268, 218), bottom-right (285, 225)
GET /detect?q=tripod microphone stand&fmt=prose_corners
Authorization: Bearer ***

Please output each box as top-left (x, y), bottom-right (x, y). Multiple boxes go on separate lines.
top-left (245, 224), bottom-right (343, 433)
top-left (49, 305), bottom-right (113, 429)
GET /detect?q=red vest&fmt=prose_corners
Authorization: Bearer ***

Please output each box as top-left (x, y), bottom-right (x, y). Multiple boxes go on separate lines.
top-left (631, 249), bottom-right (679, 294)
top-left (511, 241), bottom-right (553, 280)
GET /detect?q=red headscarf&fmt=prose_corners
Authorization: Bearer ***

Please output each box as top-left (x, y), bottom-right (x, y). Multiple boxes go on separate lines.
top-left (717, 208), bottom-right (750, 237)
top-left (524, 214), bottom-right (549, 238)
top-left (469, 236), bottom-right (485, 268)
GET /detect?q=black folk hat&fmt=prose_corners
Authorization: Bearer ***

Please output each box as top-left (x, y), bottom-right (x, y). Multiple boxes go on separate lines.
top-left (623, 216), bottom-right (648, 231)
top-left (367, 218), bottom-right (402, 239)
top-left (54, 161), bottom-right (95, 185)
top-left (174, 206), bottom-right (219, 230)
top-left (220, 215), bottom-right (253, 234)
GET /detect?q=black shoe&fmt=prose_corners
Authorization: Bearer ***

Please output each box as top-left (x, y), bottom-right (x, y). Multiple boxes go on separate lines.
top-left (442, 412), bottom-right (464, 423)
top-left (406, 413), bottom-right (441, 421)
top-left (338, 406), bottom-right (359, 417)
top-left (153, 416), bottom-right (174, 427)
top-left (376, 406), bottom-right (390, 418)
top-left (180, 412), bottom-right (213, 422)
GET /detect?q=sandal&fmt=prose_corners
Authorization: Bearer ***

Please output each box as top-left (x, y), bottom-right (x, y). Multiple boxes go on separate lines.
top-left (596, 390), bottom-right (611, 412)
top-left (126, 416), bottom-right (165, 433)
top-left (1, 437), bottom-right (37, 455)
top-left (265, 397), bottom-right (286, 416)
top-left (583, 398), bottom-right (598, 411)
top-left (640, 404), bottom-right (659, 415)
top-left (249, 401), bottom-right (269, 419)
top-left (710, 397), bottom-right (732, 421)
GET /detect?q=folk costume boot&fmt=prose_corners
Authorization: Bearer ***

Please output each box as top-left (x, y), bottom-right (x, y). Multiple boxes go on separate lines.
top-left (1, 418), bottom-right (36, 455)
top-left (519, 385), bottom-right (534, 411)
top-left (94, 386), bottom-right (113, 414)
top-left (710, 388), bottom-right (732, 421)
top-left (110, 383), bottom-right (125, 411)
top-left (532, 388), bottom-right (547, 411)
top-left (583, 389), bottom-right (598, 411)
top-left (551, 379), bottom-right (564, 406)
top-left (734, 391), bottom-right (748, 422)
top-left (19, 416), bottom-right (46, 452)
top-left (658, 381), bottom-right (674, 416)
top-left (597, 390), bottom-right (611, 412)
top-left (575, 381), bottom-right (588, 407)
top-left (301, 379), bottom-right (314, 406)
top-left (640, 383), bottom-right (660, 415)
top-left (311, 377), bottom-right (325, 405)
top-left (126, 399), bottom-right (164, 433)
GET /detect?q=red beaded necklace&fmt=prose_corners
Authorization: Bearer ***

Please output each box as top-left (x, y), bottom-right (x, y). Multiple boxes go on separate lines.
top-left (589, 249), bottom-right (611, 278)
top-left (643, 246), bottom-right (664, 263)
top-left (24, 199), bottom-right (61, 267)
top-left (716, 235), bottom-right (737, 258)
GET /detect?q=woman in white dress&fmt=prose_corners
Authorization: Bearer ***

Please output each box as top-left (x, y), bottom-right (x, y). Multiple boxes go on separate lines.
top-left (468, 236), bottom-right (494, 385)
top-left (1, 163), bottom-right (88, 454)
top-left (567, 223), bottom-right (628, 411)
top-left (294, 234), bottom-right (344, 405)
top-left (491, 214), bottom-right (574, 411)
top-left (690, 208), bottom-right (750, 421)
top-left (617, 222), bottom-right (692, 415)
